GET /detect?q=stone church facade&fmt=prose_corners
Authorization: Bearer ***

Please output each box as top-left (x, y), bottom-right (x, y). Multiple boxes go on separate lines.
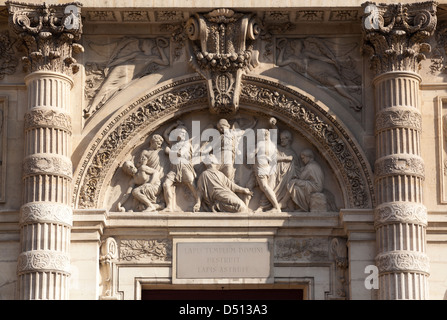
top-left (0, 0), bottom-right (446, 300)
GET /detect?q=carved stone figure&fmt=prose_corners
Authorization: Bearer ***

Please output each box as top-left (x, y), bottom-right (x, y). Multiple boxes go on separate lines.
top-left (276, 37), bottom-right (361, 111)
top-left (288, 149), bottom-right (325, 212)
top-left (84, 37), bottom-right (169, 118)
top-left (253, 127), bottom-right (281, 212)
top-left (162, 121), bottom-right (200, 212)
top-left (117, 154), bottom-right (163, 212)
top-left (202, 117), bottom-right (257, 182)
top-left (195, 155), bottom-right (252, 213)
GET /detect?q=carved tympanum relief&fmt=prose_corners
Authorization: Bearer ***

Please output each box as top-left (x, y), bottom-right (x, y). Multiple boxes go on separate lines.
top-left (276, 37), bottom-right (362, 111)
top-left (83, 37), bottom-right (170, 119)
top-left (107, 111), bottom-right (341, 213)
top-left (0, 30), bottom-right (18, 79)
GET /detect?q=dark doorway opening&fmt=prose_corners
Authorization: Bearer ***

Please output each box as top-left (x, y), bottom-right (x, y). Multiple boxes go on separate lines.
top-left (141, 289), bottom-right (304, 300)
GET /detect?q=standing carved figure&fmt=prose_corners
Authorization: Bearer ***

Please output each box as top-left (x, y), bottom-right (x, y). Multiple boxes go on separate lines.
top-left (253, 127), bottom-right (281, 212)
top-left (162, 121), bottom-right (200, 212)
top-left (288, 149), bottom-right (324, 211)
top-left (195, 155), bottom-right (253, 213)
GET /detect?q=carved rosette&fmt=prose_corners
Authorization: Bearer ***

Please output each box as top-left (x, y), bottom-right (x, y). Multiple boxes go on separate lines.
top-left (362, 1), bottom-right (437, 74)
top-left (6, 1), bottom-right (83, 75)
top-left (186, 8), bottom-right (261, 114)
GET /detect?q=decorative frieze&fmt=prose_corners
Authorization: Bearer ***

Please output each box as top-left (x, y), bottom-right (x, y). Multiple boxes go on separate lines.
top-left (17, 250), bottom-right (70, 274)
top-left (22, 154), bottom-right (72, 179)
top-left (375, 108), bottom-right (422, 132)
top-left (374, 154), bottom-right (425, 178)
top-left (0, 30), bottom-right (19, 79)
top-left (376, 251), bottom-right (430, 274)
top-left (274, 238), bottom-right (329, 261)
top-left (24, 108), bottom-right (72, 132)
top-left (374, 202), bottom-right (427, 227)
top-left (7, 1), bottom-right (83, 75)
top-left (20, 202), bottom-right (72, 226)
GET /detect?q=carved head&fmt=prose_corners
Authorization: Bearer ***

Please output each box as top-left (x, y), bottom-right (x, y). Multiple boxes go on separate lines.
top-left (217, 119), bottom-right (231, 132)
top-left (150, 134), bottom-right (163, 149)
top-left (280, 130), bottom-right (292, 147)
top-left (300, 149), bottom-right (314, 165)
top-left (122, 160), bottom-right (137, 176)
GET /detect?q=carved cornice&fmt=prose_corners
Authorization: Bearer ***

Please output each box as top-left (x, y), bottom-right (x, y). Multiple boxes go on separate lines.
top-left (376, 250), bottom-right (430, 274)
top-left (362, 1), bottom-right (437, 74)
top-left (186, 8), bottom-right (261, 114)
top-left (17, 250), bottom-right (70, 275)
top-left (374, 202), bottom-right (427, 227)
top-left (20, 202), bottom-right (73, 226)
top-left (6, 1), bottom-right (83, 75)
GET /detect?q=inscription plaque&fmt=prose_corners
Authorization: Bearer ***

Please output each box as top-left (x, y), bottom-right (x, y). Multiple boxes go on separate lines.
top-left (176, 242), bottom-right (271, 279)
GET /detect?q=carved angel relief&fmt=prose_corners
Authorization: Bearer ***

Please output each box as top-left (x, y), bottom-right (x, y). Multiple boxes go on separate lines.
top-left (276, 37), bottom-right (362, 111)
top-left (83, 37), bottom-right (170, 119)
top-left (109, 114), bottom-right (340, 213)
top-left (186, 8), bottom-right (261, 114)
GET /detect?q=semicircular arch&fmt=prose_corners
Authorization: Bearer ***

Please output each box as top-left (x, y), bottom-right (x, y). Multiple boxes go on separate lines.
top-left (72, 74), bottom-right (375, 210)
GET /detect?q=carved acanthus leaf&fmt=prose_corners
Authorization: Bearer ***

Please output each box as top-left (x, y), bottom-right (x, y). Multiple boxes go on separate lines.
top-left (362, 1), bottom-right (437, 74)
top-left (6, 1), bottom-right (83, 75)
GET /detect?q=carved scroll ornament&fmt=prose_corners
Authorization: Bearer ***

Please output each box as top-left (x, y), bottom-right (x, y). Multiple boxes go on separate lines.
top-left (362, 1), bottom-right (437, 74)
top-left (186, 8), bottom-right (261, 114)
top-left (6, 1), bottom-right (83, 74)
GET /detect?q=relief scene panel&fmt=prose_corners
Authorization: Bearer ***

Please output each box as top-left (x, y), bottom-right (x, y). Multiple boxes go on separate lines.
top-left (105, 110), bottom-right (342, 213)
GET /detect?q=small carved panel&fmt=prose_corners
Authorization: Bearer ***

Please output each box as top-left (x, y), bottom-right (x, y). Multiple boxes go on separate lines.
top-left (119, 239), bottom-right (172, 262)
top-left (274, 238), bottom-right (329, 262)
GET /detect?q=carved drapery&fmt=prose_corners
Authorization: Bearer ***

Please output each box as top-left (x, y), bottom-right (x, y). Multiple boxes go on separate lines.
top-left (7, 1), bottom-right (82, 300)
top-left (362, 1), bottom-right (436, 300)
top-left (186, 8), bottom-right (261, 114)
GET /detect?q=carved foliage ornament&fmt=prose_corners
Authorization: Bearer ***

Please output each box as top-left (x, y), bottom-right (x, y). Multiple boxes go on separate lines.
top-left (186, 8), bottom-right (261, 114)
top-left (362, 1), bottom-right (437, 74)
top-left (6, 1), bottom-right (83, 74)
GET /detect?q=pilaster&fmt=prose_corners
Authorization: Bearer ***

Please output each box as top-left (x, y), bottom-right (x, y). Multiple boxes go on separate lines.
top-left (362, 1), bottom-right (436, 299)
top-left (6, 1), bottom-right (83, 300)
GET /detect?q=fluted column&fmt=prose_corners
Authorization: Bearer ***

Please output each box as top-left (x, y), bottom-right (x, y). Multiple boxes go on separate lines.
top-left (362, 1), bottom-right (436, 299)
top-left (7, 2), bottom-right (83, 300)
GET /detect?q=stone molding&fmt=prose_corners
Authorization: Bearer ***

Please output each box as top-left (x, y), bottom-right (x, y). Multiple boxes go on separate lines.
top-left (73, 76), bottom-right (374, 210)
top-left (23, 153), bottom-right (73, 179)
top-left (374, 154), bottom-right (425, 179)
top-left (374, 202), bottom-right (427, 227)
top-left (376, 250), bottom-right (430, 274)
top-left (20, 202), bottom-right (73, 226)
top-left (24, 108), bottom-right (72, 133)
top-left (6, 1), bottom-right (83, 75)
top-left (362, 1), bottom-right (437, 75)
top-left (17, 250), bottom-right (70, 275)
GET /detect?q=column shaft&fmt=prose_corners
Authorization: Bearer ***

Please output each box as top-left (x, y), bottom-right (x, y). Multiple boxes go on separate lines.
top-left (18, 72), bottom-right (73, 300)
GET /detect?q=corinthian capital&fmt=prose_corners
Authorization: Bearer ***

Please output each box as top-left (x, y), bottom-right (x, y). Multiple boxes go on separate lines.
top-left (362, 1), bottom-right (437, 75)
top-left (6, 1), bottom-right (83, 75)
